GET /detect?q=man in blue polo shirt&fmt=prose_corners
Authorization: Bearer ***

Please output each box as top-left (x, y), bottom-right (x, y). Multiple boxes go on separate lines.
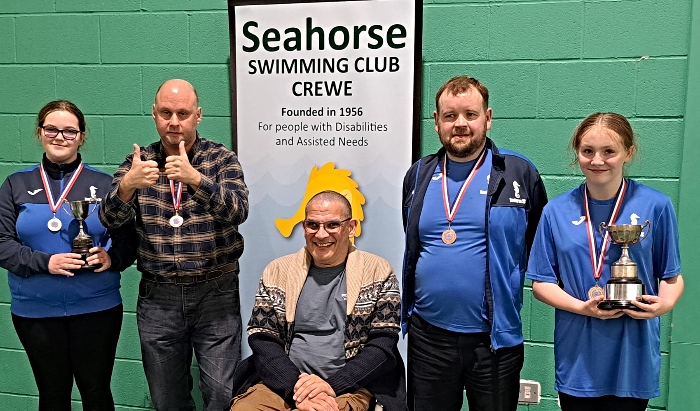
top-left (401, 75), bottom-right (547, 411)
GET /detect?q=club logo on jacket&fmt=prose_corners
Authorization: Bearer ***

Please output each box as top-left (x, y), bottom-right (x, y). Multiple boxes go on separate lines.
top-left (27, 188), bottom-right (43, 195)
top-left (509, 180), bottom-right (526, 204)
top-left (480, 174), bottom-right (489, 195)
top-left (572, 216), bottom-right (585, 225)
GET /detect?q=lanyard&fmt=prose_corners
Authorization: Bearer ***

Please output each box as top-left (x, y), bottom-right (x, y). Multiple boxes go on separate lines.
top-left (169, 180), bottom-right (184, 228)
top-left (170, 179), bottom-right (183, 212)
top-left (441, 150), bottom-right (486, 225)
top-left (40, 162), bottom-right (83, 214)
top-left (583, 179), bottom-right (627, 282)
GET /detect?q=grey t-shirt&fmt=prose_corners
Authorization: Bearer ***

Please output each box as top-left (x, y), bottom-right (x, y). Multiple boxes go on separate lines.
top-left (288, 262), bottom-right (347, 378)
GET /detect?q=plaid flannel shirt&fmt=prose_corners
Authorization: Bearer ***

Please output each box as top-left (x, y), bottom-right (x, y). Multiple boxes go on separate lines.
top-left (99, 135), bottom-right (248, 277)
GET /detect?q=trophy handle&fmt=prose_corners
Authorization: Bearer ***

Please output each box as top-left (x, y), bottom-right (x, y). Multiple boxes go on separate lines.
top-left (61, 198), bottom-right (101, 220)
top-left (599, 222), bottom-right (608, 238)
top-left (61, 199), bottom-right (73, 217)
top-left (87, 197), bottom-right (101, 219)
top-left (639, 220), bottom-right (651, 242)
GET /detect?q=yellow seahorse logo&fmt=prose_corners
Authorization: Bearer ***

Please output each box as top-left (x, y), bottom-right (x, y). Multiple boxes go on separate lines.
top-left (275, 162), bottom-right (366, 239)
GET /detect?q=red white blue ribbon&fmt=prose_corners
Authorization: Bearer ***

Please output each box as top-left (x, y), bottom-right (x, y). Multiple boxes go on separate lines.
top-left (442, 150), bottom-right (486, 225)
top-left (584, 178), bottom-right (627, 282)
top-left (40, 162), bottom-right (84, 214)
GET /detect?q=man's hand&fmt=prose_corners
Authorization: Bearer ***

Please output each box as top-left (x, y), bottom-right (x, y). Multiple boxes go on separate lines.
top-left (293, 373), bottom-right (335, 404)
top-left (86, 246), bottom-right (112, 272)
top-left (165, 141), bottom-right (201, 190)
top-left (118, 144), bottom-right (159, 202)
top-left (296, 392), bottom-right (339, 411)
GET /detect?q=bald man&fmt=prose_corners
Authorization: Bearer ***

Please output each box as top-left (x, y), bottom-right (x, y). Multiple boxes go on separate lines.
top-left (99, 79), bottom-right (249, 411)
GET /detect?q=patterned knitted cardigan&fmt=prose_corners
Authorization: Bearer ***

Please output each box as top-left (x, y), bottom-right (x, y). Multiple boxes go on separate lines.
top-left (244, 246), bottom-right (406, 410)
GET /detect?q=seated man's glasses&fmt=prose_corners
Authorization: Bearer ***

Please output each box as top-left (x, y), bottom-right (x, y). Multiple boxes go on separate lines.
top-left (302, 217), bottom-right (351, 233)
top-left (40, 126), bottom-right (81, 140)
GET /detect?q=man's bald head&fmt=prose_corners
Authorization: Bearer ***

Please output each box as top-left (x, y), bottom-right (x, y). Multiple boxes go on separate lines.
top-left (155, 79), bottom-right (199, 106)
top-left (305, 191), bottom-right (352, 219)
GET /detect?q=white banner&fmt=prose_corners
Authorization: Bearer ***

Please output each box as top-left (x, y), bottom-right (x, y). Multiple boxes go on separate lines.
top-left (232, 0), bottom-right (418, 353)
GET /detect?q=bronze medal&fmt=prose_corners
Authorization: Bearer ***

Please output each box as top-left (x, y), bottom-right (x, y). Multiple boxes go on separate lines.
top-left (442, 228), bottom-right (457, 244)
top-left (588, 285), bottom-right (604, 300)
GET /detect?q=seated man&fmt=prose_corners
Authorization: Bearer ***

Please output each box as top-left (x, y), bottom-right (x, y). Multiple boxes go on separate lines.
top-left (231, 190), bottom-right (405, 411)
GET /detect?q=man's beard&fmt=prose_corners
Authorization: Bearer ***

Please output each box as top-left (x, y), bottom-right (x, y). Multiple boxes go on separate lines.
top-left (441, 132), bottom-right (486, 159)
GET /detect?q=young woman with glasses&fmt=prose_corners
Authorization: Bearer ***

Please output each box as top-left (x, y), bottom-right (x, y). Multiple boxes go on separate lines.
top-left (0, 100), bottom-right (137, 411)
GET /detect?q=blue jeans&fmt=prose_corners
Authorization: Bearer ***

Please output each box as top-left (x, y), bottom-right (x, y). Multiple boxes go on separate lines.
top-left (137, 271), bottom-right (242, 411)
top-left (407, 314), bottom-right (523, 411)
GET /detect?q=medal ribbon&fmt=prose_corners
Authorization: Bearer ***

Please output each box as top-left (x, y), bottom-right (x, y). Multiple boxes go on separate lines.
top-left (39, 162), bottom-right (84, 214)
top-left (583, 179), bottom-right (627, 282)
top-left (169, 180), bottom-right (183, 213)
top-left (442, 150), bottom-right (486, 224)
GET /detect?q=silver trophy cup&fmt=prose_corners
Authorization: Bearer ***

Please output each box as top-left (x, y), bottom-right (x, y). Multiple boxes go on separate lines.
top-left (64, 198), bottom-right (101, 270)
top-left (598, 220), bottom-right (650, 311)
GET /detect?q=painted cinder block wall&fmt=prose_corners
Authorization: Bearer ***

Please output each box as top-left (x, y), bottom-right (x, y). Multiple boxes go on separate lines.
top-left (0, 0), bottom-right (697, 410)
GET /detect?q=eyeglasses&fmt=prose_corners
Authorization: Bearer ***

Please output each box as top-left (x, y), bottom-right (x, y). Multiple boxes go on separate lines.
top-left (40, 126), bottom-right (81, 140)
top-left (302, 217), bottom-right (351, 233)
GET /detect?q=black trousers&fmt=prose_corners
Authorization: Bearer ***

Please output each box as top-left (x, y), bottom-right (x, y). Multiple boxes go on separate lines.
top-left (559, 392), bottom-right (649, 411)
top-left (12, 304), bottom-right (123, 411)
top-left (408, 314), bottom-right (524, 411)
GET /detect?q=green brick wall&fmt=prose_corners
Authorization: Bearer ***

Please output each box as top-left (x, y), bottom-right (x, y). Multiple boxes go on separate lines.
top-left (0, 0), bottom-right (698, 410)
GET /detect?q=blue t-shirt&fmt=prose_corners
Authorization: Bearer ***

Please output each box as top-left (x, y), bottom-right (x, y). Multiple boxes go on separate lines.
top-left (414, 151), bottom-right (492, 332)
top-left (527, 180), bottom-right (681, 398)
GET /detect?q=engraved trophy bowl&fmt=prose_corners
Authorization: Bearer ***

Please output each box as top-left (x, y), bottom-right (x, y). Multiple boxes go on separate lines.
top-left (597, 221), bottom-right (650, 311)
top-left (63, 198), bottom-right (101, 270)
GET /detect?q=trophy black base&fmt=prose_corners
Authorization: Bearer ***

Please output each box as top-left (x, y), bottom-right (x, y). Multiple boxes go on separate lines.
top-left (598, 299), bottom-right (647, 311)
top-left (75, 248), bottom-right (101, 271)
top-left (76, 263), bottom-right (102, 271)
top-left (599, 278), bottom-right (646, 311)
top-left (76, 257), bottom-right (102, 271)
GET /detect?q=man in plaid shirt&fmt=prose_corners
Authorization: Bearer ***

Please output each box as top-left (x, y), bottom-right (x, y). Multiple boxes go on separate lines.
top-left (99, 79), bottom-right (249, 411)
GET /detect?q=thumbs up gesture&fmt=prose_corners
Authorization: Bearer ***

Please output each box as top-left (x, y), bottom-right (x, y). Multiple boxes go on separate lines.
top-left (165, 141), bottom-right (201, 189)
top-left (128, 144), bottom-right (160, 187)
top-left (117, 144), bottom-right (160, 202)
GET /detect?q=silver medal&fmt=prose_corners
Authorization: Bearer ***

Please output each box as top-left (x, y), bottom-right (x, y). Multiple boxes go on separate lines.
top-left (169, 215), bottom-right (183, 228)
top-left (48, 217), bottom-right (62, 232)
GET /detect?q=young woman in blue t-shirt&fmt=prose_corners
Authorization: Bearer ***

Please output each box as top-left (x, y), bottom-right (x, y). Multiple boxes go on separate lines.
top-left (527, 112), bottom-right (684, 411)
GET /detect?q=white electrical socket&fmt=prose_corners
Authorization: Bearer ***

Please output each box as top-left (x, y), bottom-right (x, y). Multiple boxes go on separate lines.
top-left (518, 379), bottom-right (541, 404)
